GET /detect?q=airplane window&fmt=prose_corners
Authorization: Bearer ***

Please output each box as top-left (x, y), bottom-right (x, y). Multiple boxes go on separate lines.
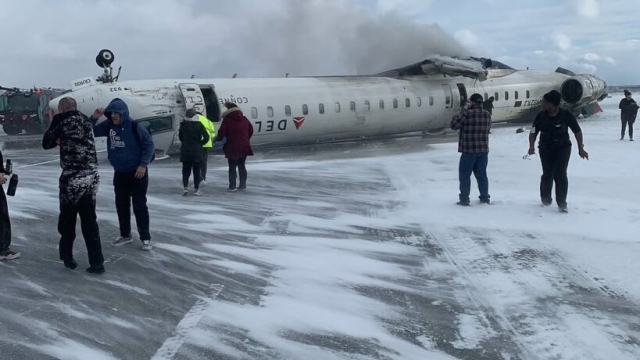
top-left (446, 96), bottom-right (451, 105)
top-left (505, 92), bottom-right (509, 101)
top-left (335, 102), bottom-right (341, 113)
top-left (134, 116), bottom-right (173, 135)
top-left (526, 90), bottom-right (530, 99)
top-left (515, 91), bottom-right (519, 100)
top-left (350, 101), bottom-right (356, 111)
top-left (303, 104), bottom-right (308, 115)
top-left (393, 99), bottom-right (398, 108)
top-left (364, 100), bottom-right (370, 111)
top-left (251, 107), bottom-right (258, 119)
top-left (495, 92), bottom-right (499, 101)
top-left (285, 105), bottom-right (291, 116)
top-left (405, 98), bottom-right (410, 108)
top-left (379, 100), bottom-right (384, 109)
top-left (267, 106), bottom-right (274, 118)
top-left (429, 96), bottom-right (434, 106)
top-left (319, 103), bottom-right (324, 114)
top-left (417, 97), bottom-right (422, 107)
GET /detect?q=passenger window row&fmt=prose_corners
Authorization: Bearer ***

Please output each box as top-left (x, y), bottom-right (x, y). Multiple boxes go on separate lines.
top-left (249, 96), bottom-right (436, 119)
top-left (483, 90), bottom-right (532, 102)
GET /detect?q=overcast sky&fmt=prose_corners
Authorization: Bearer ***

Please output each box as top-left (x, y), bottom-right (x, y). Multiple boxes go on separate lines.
top-left (0, 0), bottom-right (638, 89)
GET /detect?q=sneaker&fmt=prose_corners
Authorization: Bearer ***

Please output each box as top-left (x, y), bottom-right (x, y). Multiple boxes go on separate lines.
top-left (182, 188), bottom-right (189, 196)
top-left (200, 180), bottom-right (207, 186)
top-left (0, 249), bottom-right (20, 260)
top-left (112, 235), bottom-right (133, 246)
top-left (456, 201), bottom-right (470, 206)
top-left (559, 206), bottom-right (568, 213)
top-left (238, 184), bottom-right (246, 190)
top-left (141, 240), bottom-right (153, 251)
top-left (631, 138), bottom-right (634, 142)
top-left (194, 189), bottom-right (202, 196)
top-left (86, 265), bottom-right (105, 274)
top-left (479, 199), bottom-right (490, 204)
top-left (227, 187), bottom-right (237, 192)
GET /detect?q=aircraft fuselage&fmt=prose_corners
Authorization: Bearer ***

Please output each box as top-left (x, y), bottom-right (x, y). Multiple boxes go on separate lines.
top-left (50, 69), bottom-right (605, 157)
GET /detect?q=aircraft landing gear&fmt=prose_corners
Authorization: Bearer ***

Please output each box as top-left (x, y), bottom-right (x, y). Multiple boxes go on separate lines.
top-left (96, 49), bottom-right (115, 68)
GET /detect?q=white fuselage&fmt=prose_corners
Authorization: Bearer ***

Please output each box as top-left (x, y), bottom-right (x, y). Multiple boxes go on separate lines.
top-left (50, 70), bottom-right (580, 156)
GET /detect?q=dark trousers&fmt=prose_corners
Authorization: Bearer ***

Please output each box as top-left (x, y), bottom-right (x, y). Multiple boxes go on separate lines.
top-left (182, 161), bottom-right (202, 189)
top-left (114, 170), bottom-right (150, 241)
top-left (200, 150), bottom-right (209, 181)
top-left (58, 194), bottom-right (104, 266)
top-left (621, 118), bottom-right (634, 139)
top-left (0, 186), bottom-right (12, 252)
top-left (228, 157), bottom-right (247, 189)
top-left (458, 152), bottom-right (489, 202)
top-left (539, 145), bottom-right (571, 207)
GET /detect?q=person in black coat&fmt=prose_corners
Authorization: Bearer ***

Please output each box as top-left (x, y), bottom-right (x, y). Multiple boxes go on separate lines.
top-left (619, 90), bottom-right (639, 141)
top-left (179, 108), bottom-right (210, 196)
top-left (0, 149), bottom-right (19, 260)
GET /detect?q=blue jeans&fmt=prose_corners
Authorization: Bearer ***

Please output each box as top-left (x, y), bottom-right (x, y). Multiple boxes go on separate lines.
top-left (459, 152), bottom-right (489, 203)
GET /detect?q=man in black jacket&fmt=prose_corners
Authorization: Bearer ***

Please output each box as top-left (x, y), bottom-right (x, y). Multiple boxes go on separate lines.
top-left (619, 90), bottom-right (639, 141)
top-left (0, 149), bottom-right (19, 260)
top-left (42, 97), bottom-right (105, 274)
top-left (528, 90), bottom-right (589, 213)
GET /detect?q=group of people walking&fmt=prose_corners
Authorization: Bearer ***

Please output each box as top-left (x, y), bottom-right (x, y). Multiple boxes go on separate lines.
top-left (451, 90), bottom-right (589, 213)
top-left (179, 102), bottom-right (254, 195)
top-left (0, 98), bottom-right (253, 273)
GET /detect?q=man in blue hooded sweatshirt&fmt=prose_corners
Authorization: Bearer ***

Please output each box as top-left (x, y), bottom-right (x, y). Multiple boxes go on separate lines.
top-left (89, 98), bottom-right (155, 251)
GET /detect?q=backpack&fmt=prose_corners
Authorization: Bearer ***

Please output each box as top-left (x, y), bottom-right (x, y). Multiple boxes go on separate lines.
top-left (131, 121), bottom-right (155, 163)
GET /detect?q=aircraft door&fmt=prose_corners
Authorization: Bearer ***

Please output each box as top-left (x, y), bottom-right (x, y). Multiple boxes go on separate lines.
top-left (456, 83), bottom-right (468, 109)
top-left (178, 83), bottom-right (206, 117)
top-left (442, 84), bottom-right (453, 109)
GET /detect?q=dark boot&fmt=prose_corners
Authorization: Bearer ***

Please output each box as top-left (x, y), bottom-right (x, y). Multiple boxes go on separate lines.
top-left (64, 259), bottom-right (78, 269)
top-left (86, 264), bottom-right (105, 274)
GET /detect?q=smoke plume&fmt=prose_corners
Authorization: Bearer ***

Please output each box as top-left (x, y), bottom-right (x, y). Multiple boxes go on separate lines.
top-left (217, 0), bottom-right (470, 77)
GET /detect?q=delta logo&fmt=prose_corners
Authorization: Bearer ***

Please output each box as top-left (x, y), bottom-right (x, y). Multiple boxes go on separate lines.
top-left (293, 117), bottom-right (305, 129)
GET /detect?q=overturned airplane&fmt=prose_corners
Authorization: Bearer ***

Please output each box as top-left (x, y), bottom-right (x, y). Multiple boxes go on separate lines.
top-left (50, 49), bottom-right (607, 157)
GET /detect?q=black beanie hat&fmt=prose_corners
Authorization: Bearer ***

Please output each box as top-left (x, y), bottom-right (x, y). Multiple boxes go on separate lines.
top-left (186, 108), bottom-right (197, 118)
top-left (543, 90), bottom-right (561, 106)
top-left (470, 93), bottom-right (484, 104)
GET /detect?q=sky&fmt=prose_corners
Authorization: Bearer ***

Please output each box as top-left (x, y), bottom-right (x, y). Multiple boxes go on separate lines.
top-left (0, 0), bottom-right (638, 89)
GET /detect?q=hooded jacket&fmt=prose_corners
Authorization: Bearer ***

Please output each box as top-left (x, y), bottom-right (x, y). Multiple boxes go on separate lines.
top-left (90, 98), bottom-right (155, 172)
top-left (179, 115), bottom-right (209, 163)
top-left (215, 107), bottom-right (254, 159)
top-left (42, 110), bottom-right (100, 204)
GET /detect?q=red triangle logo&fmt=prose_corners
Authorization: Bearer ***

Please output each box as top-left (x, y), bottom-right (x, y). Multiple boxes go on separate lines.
top-left (293, 117), bottom-right (305, 129)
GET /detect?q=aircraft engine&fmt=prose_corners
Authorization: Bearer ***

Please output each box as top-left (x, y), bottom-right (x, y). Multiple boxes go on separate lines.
top-left (560, 74), bottom-right (607, 107)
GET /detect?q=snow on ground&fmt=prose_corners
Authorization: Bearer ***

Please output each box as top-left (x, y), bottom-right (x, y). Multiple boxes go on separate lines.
top-left (0, 95), bottom-right (638, 360)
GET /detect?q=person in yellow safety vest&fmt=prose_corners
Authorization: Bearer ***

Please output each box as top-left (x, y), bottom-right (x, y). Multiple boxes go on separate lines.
top-left (197, 111), bottom-right (215, 185)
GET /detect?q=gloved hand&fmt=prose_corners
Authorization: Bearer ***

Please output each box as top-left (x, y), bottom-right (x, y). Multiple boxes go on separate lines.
top-left (213, 136), bottom-right (227, 148)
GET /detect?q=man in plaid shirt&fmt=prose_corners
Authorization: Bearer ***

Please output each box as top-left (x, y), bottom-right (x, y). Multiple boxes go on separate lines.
top-left (450, 93), bottom-right (492, 206)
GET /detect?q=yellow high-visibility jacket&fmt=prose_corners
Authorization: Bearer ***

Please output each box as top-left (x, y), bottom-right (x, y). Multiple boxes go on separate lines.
top-left (197, 114), bottom-right (215, 148)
